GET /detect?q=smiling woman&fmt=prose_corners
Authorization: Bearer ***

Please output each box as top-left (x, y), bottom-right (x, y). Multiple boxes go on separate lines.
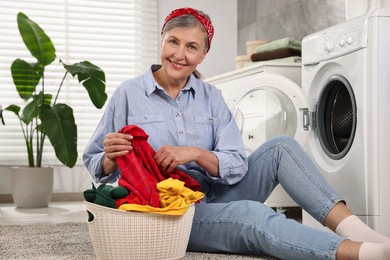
top-left (0, 0), bottom-right (158, 166)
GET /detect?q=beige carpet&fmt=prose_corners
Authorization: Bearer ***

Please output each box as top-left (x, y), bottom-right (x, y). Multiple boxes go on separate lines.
top-left (0, 222), bottom-right (277, 260)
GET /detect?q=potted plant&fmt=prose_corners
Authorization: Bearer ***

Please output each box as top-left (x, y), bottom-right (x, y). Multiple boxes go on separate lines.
top-left (0, 12), bottom-right (107, 207)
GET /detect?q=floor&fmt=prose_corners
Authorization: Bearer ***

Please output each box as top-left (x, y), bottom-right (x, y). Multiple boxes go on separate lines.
top-left (0, 201), bottom-right (88, 225)
top-left (0, 201), bottom-right (302, 226)
top-left (0, 202), bottom-right (297, 260)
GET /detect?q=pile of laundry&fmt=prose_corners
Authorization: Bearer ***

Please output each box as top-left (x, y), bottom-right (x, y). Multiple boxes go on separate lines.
top-left (84, 125), bottom-right (204, 219)
top-left (250, 37), bottom-right (301, 63)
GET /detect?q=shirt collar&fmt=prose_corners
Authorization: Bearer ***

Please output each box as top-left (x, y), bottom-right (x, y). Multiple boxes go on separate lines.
top-left (143, 65), bottom-right (198, 97)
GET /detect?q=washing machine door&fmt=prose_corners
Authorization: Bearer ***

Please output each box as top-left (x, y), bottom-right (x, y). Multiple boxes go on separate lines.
top-left (227, 73), bottom-right (310, 154)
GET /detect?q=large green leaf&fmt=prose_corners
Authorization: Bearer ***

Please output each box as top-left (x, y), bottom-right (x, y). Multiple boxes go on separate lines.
top-left (39, 103), bottom-right (77, 168)
top-left (1, 105), bottom-right (21, 125)
top-left (63, 61), bottom-right (107, 109)
top-left (17, 12), bottom-right (56, 66)
top-left (22, 92), bottom-right (52, 124)
top-left (11, 59), bottom-right (43, 100)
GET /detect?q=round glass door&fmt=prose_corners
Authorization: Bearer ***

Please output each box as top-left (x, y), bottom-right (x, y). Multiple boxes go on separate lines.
top-left (228, 73), bottom-right (310, 154)
top-left (232, 88), bottom-right (298, 153)
top-left (316, 75), bottom-right (357, 159)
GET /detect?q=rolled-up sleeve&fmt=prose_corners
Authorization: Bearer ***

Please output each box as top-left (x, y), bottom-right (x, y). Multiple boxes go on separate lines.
top-left (207, 89), bottom-right (248, 185)
top-left (83, 91), bottom-right (124, 183)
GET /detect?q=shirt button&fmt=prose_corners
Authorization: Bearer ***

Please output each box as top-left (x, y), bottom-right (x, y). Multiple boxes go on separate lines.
top-left (175, 112), bottom-right (180, 117)
top-left (178, 131), bottom-right (184, 134)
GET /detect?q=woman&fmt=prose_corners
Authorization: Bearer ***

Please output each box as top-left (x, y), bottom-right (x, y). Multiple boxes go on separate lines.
top-left (83, 7), bottom-right (390, 260)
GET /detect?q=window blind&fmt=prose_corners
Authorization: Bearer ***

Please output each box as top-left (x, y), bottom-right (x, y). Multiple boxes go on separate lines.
top-left (0, 0), bottom-right (158, 166)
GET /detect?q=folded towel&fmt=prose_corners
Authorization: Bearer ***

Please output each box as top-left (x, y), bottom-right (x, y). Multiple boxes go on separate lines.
top-left (251, 47), bottom-right (301, 62)
top-left (254, 37), bottom-right (301, 53)
top-left (242, 57), bottom-right (301, 68)
top-left (273, 56), bottom-right (302, 63)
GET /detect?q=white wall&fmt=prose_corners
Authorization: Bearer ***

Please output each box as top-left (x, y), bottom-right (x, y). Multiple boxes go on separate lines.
top-left (158, 0), bottom-right (237, 78)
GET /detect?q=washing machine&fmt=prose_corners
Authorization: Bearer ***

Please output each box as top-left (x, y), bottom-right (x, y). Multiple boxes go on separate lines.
top-left (301, 9), bottom-right (390, 236)
top-left (206, 61), bottom-right (306, 208)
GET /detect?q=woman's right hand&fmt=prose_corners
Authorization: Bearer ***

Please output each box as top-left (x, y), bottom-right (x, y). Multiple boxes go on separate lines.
top-left (102, 133), bottom-right (133, 175)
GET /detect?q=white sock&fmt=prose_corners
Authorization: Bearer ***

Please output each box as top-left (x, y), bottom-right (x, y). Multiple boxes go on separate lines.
top-left (359, 242), bottom-right (390, 260)
top-left (336, 215), bottom-right (390, 243)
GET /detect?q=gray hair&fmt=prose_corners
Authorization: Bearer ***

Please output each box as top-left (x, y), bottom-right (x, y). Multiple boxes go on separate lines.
top-left (161, 11), bottom-right (211, 54)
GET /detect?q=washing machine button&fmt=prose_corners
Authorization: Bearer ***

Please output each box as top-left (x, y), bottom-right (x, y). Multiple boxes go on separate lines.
top-left (339, 39), bottom-right (346, 47)
top-left (326, 40), bottom-right (334, 52)
top-left (347, 36), bottom-right (354, 45)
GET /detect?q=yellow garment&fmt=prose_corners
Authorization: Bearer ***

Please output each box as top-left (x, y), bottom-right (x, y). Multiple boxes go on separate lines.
top-left (118, 178), bottom-right (204, 216)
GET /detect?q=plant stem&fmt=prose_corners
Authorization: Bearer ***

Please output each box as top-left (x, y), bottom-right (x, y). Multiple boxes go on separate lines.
top-left (26, 138), bottom-right (34, 167)
top-left (36, 70), bottom-right (45, 167)
top-left (54, 71), bottom-right (68, 105)
top-left (18, 117), bottom-right (34, 167)
top-left (37, 132), bottom-right (45, 167)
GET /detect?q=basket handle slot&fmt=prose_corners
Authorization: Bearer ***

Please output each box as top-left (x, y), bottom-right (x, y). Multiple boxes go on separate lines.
top-left (86, 210), bottom-right (95, 222)
top-left (85, 202), bottom-right (98, 223)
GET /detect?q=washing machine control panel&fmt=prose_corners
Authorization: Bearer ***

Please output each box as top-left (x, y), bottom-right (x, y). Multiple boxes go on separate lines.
top-left (302, 15), bottom-right (368, 65)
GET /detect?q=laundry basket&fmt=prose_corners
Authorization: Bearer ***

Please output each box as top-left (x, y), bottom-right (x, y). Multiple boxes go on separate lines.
top-left (85, 201), bottom-right (195, 260)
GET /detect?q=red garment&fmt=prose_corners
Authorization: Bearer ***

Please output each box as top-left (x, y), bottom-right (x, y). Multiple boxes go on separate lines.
top-left (115, 125), bottom-right (200, 208)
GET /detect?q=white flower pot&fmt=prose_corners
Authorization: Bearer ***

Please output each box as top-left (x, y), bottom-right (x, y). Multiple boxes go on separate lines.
top-left (11, 166), bottom-right (54, 208)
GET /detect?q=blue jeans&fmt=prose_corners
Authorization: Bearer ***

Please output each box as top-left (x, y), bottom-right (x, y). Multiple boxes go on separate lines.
top-left (187, 135), bottom-right (346, 260)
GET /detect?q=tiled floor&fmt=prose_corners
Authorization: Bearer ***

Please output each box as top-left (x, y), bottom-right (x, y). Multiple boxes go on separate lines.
top-left (0, 201), bottom-right (88, 225)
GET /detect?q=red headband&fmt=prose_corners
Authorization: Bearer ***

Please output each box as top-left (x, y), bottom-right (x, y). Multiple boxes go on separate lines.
top-left (161, 7), bottom-right (214, 52)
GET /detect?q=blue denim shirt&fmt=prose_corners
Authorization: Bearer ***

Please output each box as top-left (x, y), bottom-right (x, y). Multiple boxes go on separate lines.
top-left (83, 65), bottom-right (248, 201)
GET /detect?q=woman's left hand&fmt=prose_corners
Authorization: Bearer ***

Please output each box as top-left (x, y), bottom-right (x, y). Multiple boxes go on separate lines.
top-left (153, 145), bottom-right (195, 174)
top-left (154, 145), bottom-right (220, 177)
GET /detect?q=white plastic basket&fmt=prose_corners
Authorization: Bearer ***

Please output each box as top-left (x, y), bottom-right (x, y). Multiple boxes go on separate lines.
top-left (85, 201), bottom-right (195, 260)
